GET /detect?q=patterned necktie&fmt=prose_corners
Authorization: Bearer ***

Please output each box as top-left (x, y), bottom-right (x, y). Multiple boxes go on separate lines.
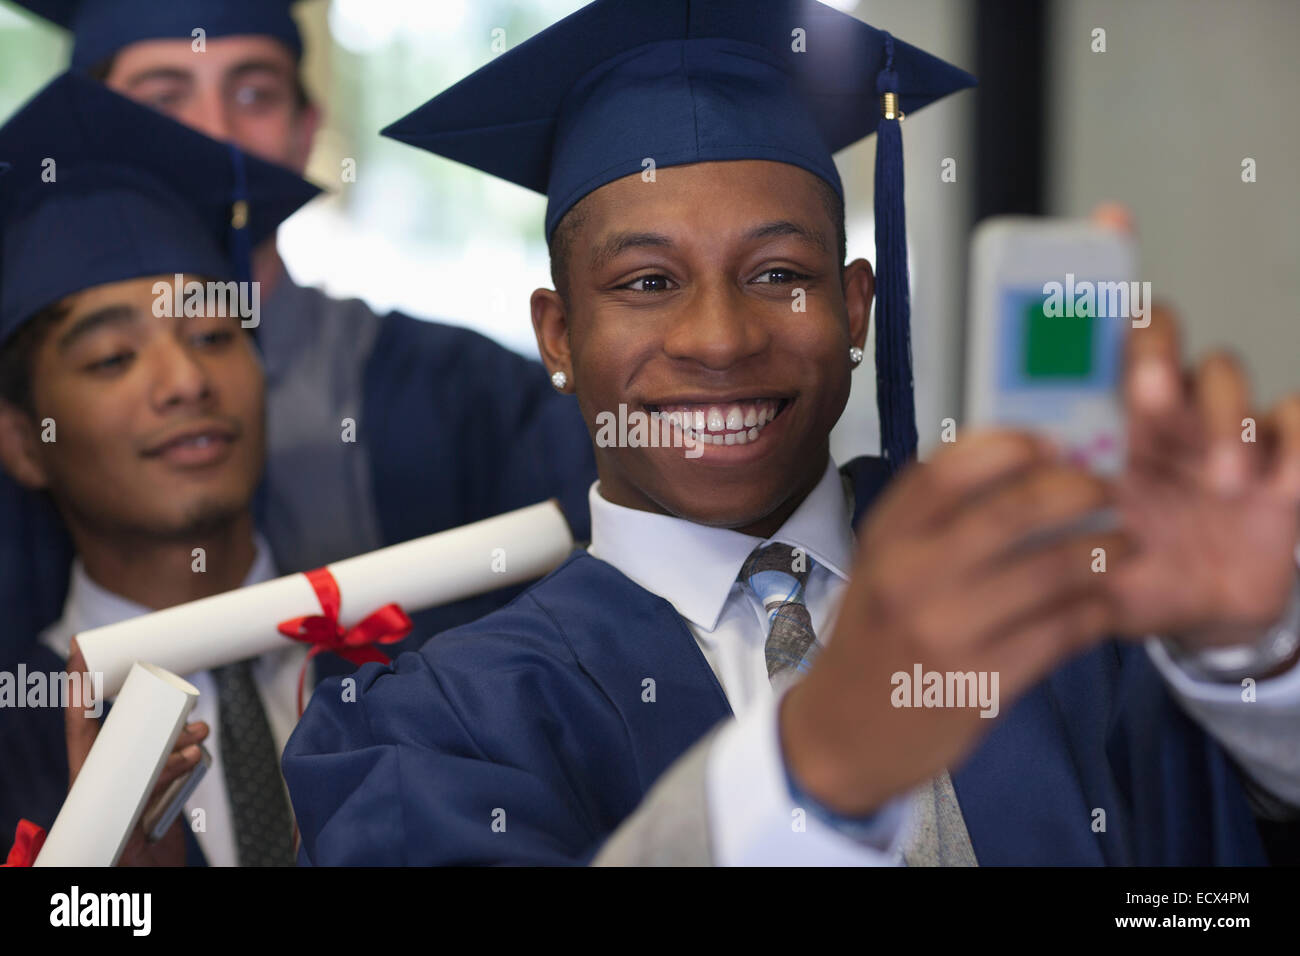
top-left (213, 659), bottom-right (297, 866)
top-left (739, 542), bottom-right (820, 681)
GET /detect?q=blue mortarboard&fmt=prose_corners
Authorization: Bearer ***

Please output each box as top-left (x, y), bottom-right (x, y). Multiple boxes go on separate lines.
top-left (6, 0), bottom-right (306, 72)
top-left (0, 71), bottom-right (321, 346)
top-left (384, 0), bottom-right (974, 471)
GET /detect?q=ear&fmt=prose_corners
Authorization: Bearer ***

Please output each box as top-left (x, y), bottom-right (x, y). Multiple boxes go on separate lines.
top-left (531, 288), bottom-right (574, 393)
top-left (0, 400), bottom-right (51, 490)
top-left (288, 101), bottom-right (322, 175)
top-left (842, 258), bottom-right (874, 352)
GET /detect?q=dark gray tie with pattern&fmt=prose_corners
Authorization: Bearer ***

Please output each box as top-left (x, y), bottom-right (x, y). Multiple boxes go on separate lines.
top-left (214, 659), bottom-right (296, 866)
top-left (739, 542), bottom-right (821, 681)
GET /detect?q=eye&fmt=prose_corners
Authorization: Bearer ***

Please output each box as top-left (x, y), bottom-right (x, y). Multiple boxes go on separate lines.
top-left (752, 268), bottom-right (810, 285)
top-left (192, 330), bottom-right (235, 349)
top-left (146, 90), bottom-right (186, 113)
top-left (621, 274), bottom-right (676, 293)
top-left (232, 83), bottom-right (287, 111)
top-left (85, 351), bottom-right (134, 373)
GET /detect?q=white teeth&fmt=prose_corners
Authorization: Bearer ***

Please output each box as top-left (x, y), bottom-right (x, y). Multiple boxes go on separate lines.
top-left (734, 430), bottom-right (748, 445)
top-left (724, 432), bottom-right (736, 445)
top-left (744, 407), bottom-right (757, 428)
top-left (747, 426), bottom-right (759, 441)
top-left (725, 405), bottom-right (744, 430)
top-left (707, 406), bottom-right (724, 431)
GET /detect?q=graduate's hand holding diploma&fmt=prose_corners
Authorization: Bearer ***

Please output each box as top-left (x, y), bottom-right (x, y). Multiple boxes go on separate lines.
top-left (780, 431), bottom-right (1135, 817)
top-left (63, 640), bottom-right (209, 867)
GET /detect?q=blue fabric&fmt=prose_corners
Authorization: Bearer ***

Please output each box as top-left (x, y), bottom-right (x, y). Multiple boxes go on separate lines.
top-left (283, 455), bottom-right (1267, 866)
top-left (872, 35), bottom-right (918, 470)
top-left (382, 0), bottom-right (974, 240)
top-left (361, 311), bottom-right (595, 551)
top-left (0, 72), bottom-right (319, 342)
top-left (9, 0), bottom-right (305, 72)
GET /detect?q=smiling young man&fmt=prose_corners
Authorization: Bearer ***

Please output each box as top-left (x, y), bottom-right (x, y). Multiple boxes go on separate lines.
top-left (0, 73), bottom-right (323, 866)
top-left (0, 0), bottom-right (596, 667)
top-left (282, 0), bottom-right (1300, 865)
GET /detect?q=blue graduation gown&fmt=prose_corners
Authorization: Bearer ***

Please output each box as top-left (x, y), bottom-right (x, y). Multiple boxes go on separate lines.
top-left (282, 456), bottom-right (1268, 866)
top-left (0, 297), bottom-right (596, 668)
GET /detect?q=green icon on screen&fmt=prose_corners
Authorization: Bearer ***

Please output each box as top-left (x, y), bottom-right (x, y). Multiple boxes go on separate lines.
top-left (1024, 300), bottom-right (1094, 379)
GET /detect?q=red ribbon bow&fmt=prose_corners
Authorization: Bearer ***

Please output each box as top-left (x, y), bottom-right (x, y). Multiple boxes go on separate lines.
top-left (3, 819), bottom-right (47, 867)
top-left (278, 567), bottom-right (412, 716)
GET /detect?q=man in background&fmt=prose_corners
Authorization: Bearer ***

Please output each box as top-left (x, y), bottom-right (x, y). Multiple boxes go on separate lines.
top-left (0, 0), bottom-right (596, 666)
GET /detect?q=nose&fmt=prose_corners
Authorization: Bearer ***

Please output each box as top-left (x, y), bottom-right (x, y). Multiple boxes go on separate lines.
top-left (660, 278), bottom-right (769, 370)
top-left (175, 85), bottom-right (233, 144)
top-left (148, 335), bottom-right (215, 412)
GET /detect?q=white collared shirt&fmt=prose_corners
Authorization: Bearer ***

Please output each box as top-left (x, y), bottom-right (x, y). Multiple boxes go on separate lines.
top-left (589, 457), bottom-right (911, 865)
top-left (39, 536), bottom-right (309, 867)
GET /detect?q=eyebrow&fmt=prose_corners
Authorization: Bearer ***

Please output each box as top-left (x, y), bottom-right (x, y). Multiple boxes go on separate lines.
top-left (589, 219), bottom-right (829, 272)
top-left (589, 232), bottom-right (675, 272)
top-left (57, 304), bottom-right (140, 352)
top-left (121, 67), bottom-right (194, 89)
top-left (226, 59), bottom-right (295, 84)
top-left (744, 220), bottom-right (828, 253)
top-left (120, 59), bottom-right (290, 91)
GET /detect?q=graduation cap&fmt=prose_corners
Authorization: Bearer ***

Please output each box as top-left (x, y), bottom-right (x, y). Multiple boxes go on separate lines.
top-left (7, 0), bottom-right (308, 72)
top-left (0, 71), bottom-right (321, 346)
top-left (383, 0), bottom-right (974, 471)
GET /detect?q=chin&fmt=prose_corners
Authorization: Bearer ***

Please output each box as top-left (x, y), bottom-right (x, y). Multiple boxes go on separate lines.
top-left (654, 479), bottom-right (791, 531)
top-left (154, 497), bottom-right (249, 540)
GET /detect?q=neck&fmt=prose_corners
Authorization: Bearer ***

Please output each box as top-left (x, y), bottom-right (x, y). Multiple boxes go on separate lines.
top-left (595, 449), bottom-right (831, 540)
top-left (71, 512), bottom-right (259, 612)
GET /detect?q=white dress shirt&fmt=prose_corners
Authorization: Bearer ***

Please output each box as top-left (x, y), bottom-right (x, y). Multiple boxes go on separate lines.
top-left (589, 458), bottom-right (913, 865)
top-left (589, 456), bottom-right (1300, 865)
top-left (39, 535), bottom-right (309, 867)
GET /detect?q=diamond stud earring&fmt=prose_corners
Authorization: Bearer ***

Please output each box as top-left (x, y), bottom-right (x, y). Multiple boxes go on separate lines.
top-left (551, 370), bottom-right (568, 390)
top-left (849, 347), bottom-right (864, 367)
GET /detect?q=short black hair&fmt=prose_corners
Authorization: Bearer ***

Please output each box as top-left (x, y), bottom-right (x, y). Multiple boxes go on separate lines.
top-left (547, 172), bottom-right (847, 302)
top-left (0, 302), bottom-right (68, 417)
top-left (88, 53), bottom-right (313, 112)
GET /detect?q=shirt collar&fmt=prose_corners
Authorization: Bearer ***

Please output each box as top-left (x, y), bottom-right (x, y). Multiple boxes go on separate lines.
top-left (40, 533), bottom-right (278, 660)
top-left (587, 458), bottom-right (855, 633)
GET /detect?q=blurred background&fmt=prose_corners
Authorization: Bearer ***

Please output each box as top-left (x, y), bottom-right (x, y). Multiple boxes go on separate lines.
top-left (1, 0), bottom-right (1296, 461)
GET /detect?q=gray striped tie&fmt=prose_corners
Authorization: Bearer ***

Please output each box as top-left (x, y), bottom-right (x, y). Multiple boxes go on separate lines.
top-left (739, 542), bottom-right (820, 681)
top-left (214, 660), bottom-right (296, 866)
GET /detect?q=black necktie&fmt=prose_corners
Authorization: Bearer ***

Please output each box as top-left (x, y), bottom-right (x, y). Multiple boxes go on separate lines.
top-left (213, 659), bottom-right (296, 866)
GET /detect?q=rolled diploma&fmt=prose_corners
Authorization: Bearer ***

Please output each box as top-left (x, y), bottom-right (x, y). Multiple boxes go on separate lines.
top-left (34, 662), bottom-right (198, 867)
top-left (79, 500), bottom-right (575, 699)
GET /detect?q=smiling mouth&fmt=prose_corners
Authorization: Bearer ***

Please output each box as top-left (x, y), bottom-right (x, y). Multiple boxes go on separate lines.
top-left (143, 429), bottom-right (236, 458)
top-left (643, 397), bottom-right (791, 446)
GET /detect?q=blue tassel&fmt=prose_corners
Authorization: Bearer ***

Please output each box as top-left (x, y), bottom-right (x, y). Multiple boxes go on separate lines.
top-left (228, 144), bottom-right (252, 284)
top-left (873, 34), bottom-right (918, 473)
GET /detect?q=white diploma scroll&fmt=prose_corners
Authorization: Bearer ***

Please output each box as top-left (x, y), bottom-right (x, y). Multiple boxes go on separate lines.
top-left (78, 500), bottom-right (575, 698)
top-left (34, 663), bottom-right (199, 867)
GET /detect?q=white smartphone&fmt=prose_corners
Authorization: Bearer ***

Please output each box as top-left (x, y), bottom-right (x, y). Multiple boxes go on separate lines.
top-left (965, 217), bottom-right (1140, 475)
